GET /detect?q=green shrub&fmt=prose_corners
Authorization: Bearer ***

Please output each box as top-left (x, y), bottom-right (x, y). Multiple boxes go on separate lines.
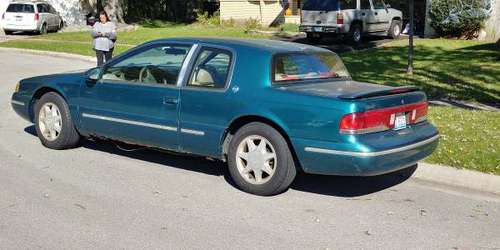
top-left (196, 11), bottom-right (220, 26)
top-left (429, 0), bottom-right (491, 38)
top-left (244, 18), bottom-right (261, 32)
top-left (221, 18), bottom-right (236, 28)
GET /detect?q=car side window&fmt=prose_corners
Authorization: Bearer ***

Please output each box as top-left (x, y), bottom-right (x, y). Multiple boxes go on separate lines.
top-left (187, 47), bottom-right (232, 89)
top-left (37, 4), bottom-right (47, 13)
top-left (48, 5), bottom-right (57, 14)
top-left (372, 0), bottom-right (386, 9)
top-left (361, 0), bottom-right (371, 9)
top-left (101, 45), bottom-right (191, 86)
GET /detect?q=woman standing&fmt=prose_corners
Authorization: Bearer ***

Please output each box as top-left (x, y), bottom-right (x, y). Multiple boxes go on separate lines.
top-left (91, 11), bottom-right (117, 66)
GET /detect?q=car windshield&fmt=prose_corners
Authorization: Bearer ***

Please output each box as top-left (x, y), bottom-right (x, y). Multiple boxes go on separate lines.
top-left (6, 4), bottom-right (35, 13)
top-left (302, 0), bottom-right (357, 11)
top-left (273, 52), bottom-right (351, 83)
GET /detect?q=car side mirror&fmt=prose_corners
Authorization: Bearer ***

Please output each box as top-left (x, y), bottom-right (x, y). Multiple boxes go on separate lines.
top-left (86, 67), bottom-right (101, 82)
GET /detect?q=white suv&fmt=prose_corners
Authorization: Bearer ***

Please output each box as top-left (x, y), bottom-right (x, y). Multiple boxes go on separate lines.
top-left (1, 1), bottom-right (64, 35)
top-left (300, 0), bottom-right (403, 44)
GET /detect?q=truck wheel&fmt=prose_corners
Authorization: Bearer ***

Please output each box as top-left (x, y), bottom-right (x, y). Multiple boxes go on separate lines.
top-left (306, 32), bottom-right (321, 44)
top-left (39, 23), bottom-right (47, 35)
top-left (388, 20), bottom-right (402, 39)
top-left (34, 92), bottom-right (80, 150)
top-left (227, 122), bottom-right (297, 196)
top-left (348, 24), bottom-right (362, 44)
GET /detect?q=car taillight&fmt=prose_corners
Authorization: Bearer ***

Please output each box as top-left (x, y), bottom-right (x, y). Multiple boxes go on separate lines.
top-left (35, 13), bottom-right (39, 21)
top-left (336, 12), bottom-right (344, 24)
top-left (340, 101), bottom-right (428, 134)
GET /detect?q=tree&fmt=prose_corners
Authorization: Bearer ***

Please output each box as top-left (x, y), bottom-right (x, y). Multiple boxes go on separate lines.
top-left (429, 0), bottom-right (491, 38)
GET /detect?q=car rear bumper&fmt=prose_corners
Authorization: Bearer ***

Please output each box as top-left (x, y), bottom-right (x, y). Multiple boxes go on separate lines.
top-left (11, 92), bottom-right (32, 122)
top-left (293, 133), bottom-right (440, 176)
top-left (300, 25), bottom-right (346, 33)
top-left (2, 23), bottom-right (38, 32)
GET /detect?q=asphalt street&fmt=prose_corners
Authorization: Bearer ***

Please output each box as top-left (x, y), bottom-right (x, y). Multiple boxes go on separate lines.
top-left (0, 51), bottom-right (499, 249)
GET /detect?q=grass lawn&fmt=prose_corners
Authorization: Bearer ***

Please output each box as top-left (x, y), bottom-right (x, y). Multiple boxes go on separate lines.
top-left (1, 25), bottom-right (498, 174)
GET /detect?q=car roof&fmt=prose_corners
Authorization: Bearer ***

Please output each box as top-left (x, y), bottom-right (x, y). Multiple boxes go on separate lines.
top-left (9, 1), bottom-right (46, 5)
top-left (147, 37), bottom-right (331, 54)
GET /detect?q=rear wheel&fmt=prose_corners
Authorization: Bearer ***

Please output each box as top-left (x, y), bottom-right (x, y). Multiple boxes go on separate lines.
top-left (34, 92), bottom-right (80, 150)
top-left (4, 30), bottom-right (13, 35)
top-left (306, 32), bottom-right (321, 44)
top-left (388, 20), bottom-right (402, 39)
top-left (58, 21), bottom-right (64, 31)
top-left (39, 23), bottom-right (47, 35)
top-left (347, 24), bottom-right (362, 44)
top-left (227, 122), bottom-right (297, 196)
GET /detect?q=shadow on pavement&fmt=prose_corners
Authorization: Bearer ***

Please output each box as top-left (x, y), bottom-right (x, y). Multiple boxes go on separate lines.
top-left (25, 125), bottom-right (415, 197)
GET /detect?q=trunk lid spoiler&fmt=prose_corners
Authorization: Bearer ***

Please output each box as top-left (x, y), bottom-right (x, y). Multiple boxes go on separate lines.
top-left (337, 86), bottom-right (421, 100)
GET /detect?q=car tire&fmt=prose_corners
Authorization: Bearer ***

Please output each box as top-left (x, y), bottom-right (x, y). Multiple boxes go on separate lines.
top-left (388, 20), bottom-right (402, 39)
top-left (227, 122), bottom-right (297, 196)
top-left (4, 30), bottom-right (13, 35)
top-left (347, 24), bottom-right (362, 45)
top-left (306, 32), bottom-right (321, 44)
top-left (39, 23), bottom-right (47, 35)
top-left (58, 21), bottom-right (64, 31)
top-left (34, 92), bottom-right (80, 150)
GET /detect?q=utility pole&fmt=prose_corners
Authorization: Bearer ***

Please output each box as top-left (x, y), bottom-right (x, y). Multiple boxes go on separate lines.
top-left (407, 0), bottom-right (414, 75)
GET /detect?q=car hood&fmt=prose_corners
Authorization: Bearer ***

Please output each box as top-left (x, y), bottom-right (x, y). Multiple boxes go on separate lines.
top-left (275, 80), bottom-right (396, 99)
top-left (23, 70), bottom-right (88, 83)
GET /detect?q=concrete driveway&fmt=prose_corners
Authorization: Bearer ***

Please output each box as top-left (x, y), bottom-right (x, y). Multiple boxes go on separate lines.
top-left (0, 50), bottom-right (499, 249)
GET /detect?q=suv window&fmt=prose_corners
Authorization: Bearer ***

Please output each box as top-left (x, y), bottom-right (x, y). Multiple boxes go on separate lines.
top-left (302, 0), bottom-right (357, 11)
top-left (372, 0), bottom-right (386, 9)
top-left (273, 52), bottom-right (351, 83)
top-left (36, 4), bottom-right (47, 13)
top-left (6, 4), bottom-right (35, 13)
top-left (48, 5), bottom-right (57, 14)
top-left (360, 0), bottom-right (371, 9)
top-left (187, 48), bottom-right (232, 89)
top-left (101, 45), bottom-right (191, 85)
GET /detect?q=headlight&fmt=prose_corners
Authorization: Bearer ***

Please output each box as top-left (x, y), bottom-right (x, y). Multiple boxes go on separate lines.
top-left (15, 82), bottom-right (20, 92)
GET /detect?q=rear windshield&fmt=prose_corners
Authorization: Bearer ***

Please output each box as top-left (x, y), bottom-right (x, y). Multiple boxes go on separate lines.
top-left (6, 4), bottom-right (35, 13)
top-left (273, 52), bottom-right (351, 83)
top-left (302, 0), bottom-right (357, 11)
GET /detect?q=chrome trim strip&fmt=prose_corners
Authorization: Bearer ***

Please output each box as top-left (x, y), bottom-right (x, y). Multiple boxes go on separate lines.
top-left (11, 100), bottom-right (25, 106)
top-left (181, 128), bottom-right (205, 136)
top-left (82, 113), bottom-right (177, 132)
top-left (176, 43), bottom-right (199, 87)
top-left (305, 134), bottom-right (440, 157)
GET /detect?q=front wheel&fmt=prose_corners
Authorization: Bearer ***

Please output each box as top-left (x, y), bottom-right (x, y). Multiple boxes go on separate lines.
top-left (34, 92), bottom-right (80, 150)
top-left (388, 20), bottom-right (402, 39)
top-left (227, 122), bottom-right (297, 196)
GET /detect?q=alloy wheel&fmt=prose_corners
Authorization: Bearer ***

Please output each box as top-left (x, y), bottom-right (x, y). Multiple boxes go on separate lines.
top-left (236, 135), bottom-right (277, 185)
top-left (38, 102), bottom-right (62, 141)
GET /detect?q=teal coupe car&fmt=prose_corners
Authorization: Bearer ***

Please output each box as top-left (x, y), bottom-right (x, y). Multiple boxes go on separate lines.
top-left (11, 38), bottom-right (439, 196)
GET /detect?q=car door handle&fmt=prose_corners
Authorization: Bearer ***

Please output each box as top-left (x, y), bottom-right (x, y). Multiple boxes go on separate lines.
top-left (163, 97), bottom-right (178, 105)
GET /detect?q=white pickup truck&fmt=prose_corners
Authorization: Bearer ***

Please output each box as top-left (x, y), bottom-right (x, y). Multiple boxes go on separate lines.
top-left (299, 0), bottom-right (403, 44)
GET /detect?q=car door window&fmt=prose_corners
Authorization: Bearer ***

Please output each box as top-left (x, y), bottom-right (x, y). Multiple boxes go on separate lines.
top-left (187, 48), bottom-right (232, 89)
top-left (372, 0), bottom-right (386, 9)
top-left (361, 0), bottom-right (371, 9)
top-left (101, 45), bottom-right (191, 85)
top-left (48, 5), bottom-right (57, 14)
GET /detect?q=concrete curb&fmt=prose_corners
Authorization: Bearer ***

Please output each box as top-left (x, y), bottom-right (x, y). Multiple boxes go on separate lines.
top-left (0, 47), bottom-right (95, 63)
top-left (413, 163), bottom-right (500, 196)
